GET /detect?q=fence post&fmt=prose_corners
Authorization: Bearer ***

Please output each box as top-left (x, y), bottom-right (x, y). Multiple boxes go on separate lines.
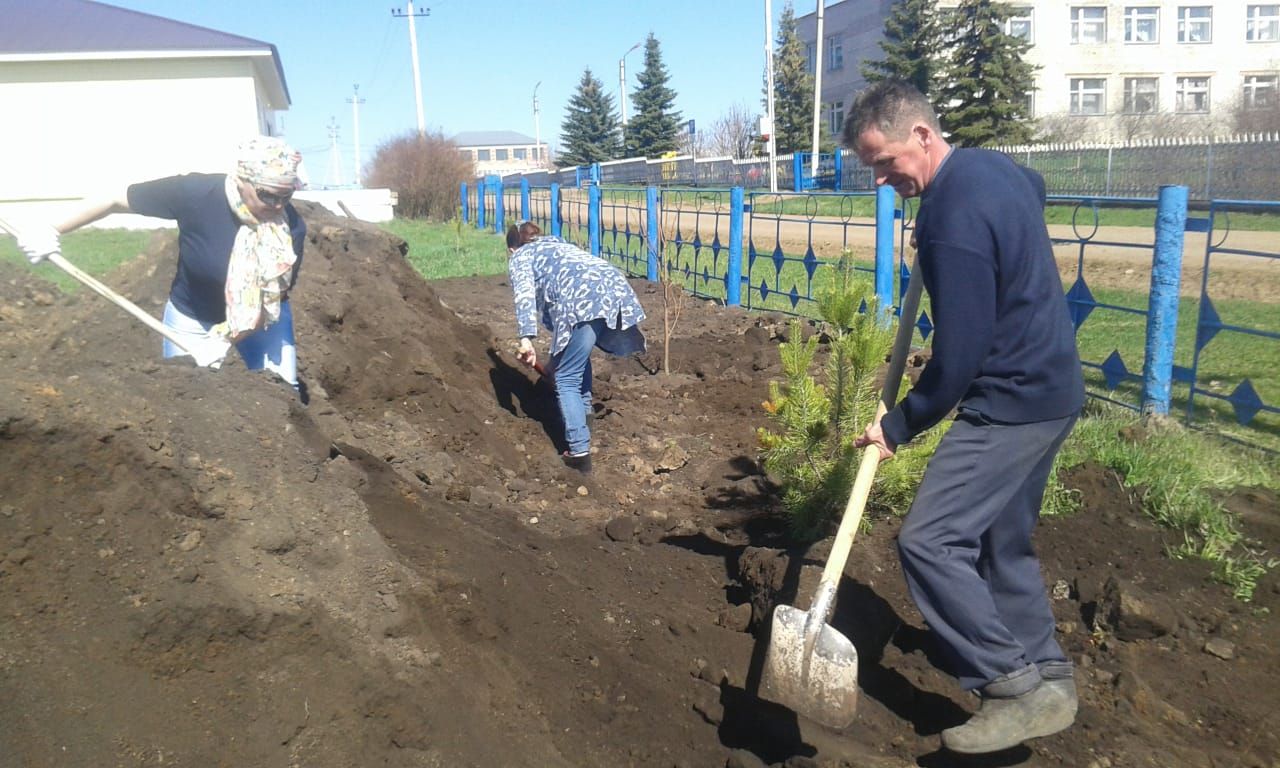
top-left (646, 186), bottom-right (660, 281)
top-left (492, 177), bottom-right (505, 234)
top-left (477, 178), bottom-right (486, 231)
top-left (727, 186), bottom-right (744, 306)
top-left (833, 150), bottom-right (843, 192)
top-left (460, 182), bottom-right (469, 223)
top-left (793, 153), bottom-right (804, 193)
top-left (550, 182), bottom-right (562, 237)
top-left (588, 184), bottom-right (601, 256)
top-left (1142, 184), bottom-right (1188, 416)
top-left (874, 185), bottom-right (896, 324)
top-left (591, 163), bottom-right (601, 186)
top-left (520, 178), bottom-right (530, 222)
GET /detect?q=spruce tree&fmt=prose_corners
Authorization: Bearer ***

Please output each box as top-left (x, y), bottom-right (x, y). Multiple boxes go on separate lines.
top-left (861, 0), bottom-right (942, 102)
top-left (559, 68), bottom-right (623, 167)
top-left (937, 0), bottom-right (1037, 146)
top-left (625, 34), bottom-right (682, 158)
top-left (767, 2), bottom-right (814, 155)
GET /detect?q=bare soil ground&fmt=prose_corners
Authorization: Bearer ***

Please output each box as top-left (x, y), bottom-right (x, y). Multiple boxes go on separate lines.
top-left (1, 203), bottom-right (1277, 768)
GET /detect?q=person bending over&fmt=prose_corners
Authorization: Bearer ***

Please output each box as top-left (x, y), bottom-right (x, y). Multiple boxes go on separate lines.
top-left (506, 221), bottom-right (646, 474)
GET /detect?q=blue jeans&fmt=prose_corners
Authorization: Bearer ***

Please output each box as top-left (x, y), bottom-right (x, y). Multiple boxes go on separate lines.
top-left (163, 299), bottom-right (298, 389)
top-left (551, 318), bottom-right (604, 455)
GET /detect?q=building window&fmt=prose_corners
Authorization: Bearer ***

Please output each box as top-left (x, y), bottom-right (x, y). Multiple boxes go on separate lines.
top-left (1248, 5), bottom-right (1280, 41)
top-left (1123, 77), bottom-right (1159, 113)
top-left (805, 43), bottom-right (815, 74)
top-left (476, 149), bottom-right (490, 161)
top-left (1005, 7), bottom-right (1033, 41)
top-left (1178, 6), bottom-right (1212, 42)
top-left (495, 148), bottom-right (508, 161)
top-left (828, 100), bottom-right (845, 133)
top-left (514, 148), bottom-right (527, 160)
top-left (1175, 76), bottom-right (1211, 112)
top-left (1070, 77), bottom-right (1107, 114)
top-left (1071, 7), bottom-right (1107, 43)
top-left (1244, 74), bottom-right (1279, 109)
top-left (827, 35), bottom-right (843, 70)
top-left (1124, 7), bottom-right (1159, 42)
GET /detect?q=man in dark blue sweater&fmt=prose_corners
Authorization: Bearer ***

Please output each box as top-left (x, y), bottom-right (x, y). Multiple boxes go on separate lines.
top-left (843, 80), bottom-right (1085, 754)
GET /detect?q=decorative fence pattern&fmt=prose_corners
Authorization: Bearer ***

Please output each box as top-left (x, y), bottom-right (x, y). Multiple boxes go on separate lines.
top-left (460, 176), bottom-right (1278, 449)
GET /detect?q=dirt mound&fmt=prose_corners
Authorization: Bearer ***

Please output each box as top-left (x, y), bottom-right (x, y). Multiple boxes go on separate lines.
top-left (1, 204), bottom-right (1277, 767)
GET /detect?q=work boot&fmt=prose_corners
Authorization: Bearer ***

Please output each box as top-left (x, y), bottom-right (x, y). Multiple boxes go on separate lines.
top-left (941, 677), bottom-right (1078, 754)
top-left (562, 451), bottom-right (592, 474)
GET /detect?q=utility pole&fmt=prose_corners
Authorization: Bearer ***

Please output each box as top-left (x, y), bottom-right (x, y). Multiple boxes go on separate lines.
top-left (326, 117), bottom-right (344, 187)
top-left (533, 81), bottom-right (542, 167)
top-left (810, 0), bottom-right (825, 181)
top-left (765, 0), bottom-right (778, 192)
top-left (392, 2), bottom-right (429, 137)
top-left (347, 84), bottom-right (365, 185)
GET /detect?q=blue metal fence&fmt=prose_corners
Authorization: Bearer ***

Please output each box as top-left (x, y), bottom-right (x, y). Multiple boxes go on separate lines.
top-left (463, 175), bottom-right (1277, 448)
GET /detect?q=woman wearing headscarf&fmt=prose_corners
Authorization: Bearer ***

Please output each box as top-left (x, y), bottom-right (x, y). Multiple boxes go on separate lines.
top-left (15, 136), bottom-right (307, 390)
top-left (506, 221), bottom-right (646, 474)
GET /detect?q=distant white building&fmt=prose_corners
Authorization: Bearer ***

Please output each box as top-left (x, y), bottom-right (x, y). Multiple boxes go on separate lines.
top-left (453, 130), bottom-right (549, 177)
top-left (0, 0), bottom-right (293, 224)
top-left (798, 1), bottom-right (1280, 142)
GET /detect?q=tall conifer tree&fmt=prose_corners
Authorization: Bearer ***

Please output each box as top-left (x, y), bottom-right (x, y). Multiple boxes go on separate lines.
top-left (861, 0), bottom-right (942, 102)
top-left (767, 2), bottom-right (814, 155)
top-left (937, 0), bottom-right (1037, 146)
top-left (626, 34), bottom-right (682, 158)
top-left (559, 68), bottom-right (623, 166)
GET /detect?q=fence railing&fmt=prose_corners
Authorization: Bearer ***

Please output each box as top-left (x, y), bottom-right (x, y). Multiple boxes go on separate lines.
top-left (500, 135), bottom-right (1280, 200)
top-left (460, 176), bottom-right (1278, 449)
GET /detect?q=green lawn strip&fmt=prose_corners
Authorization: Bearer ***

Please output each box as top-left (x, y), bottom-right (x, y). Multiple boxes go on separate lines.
top-left (0, 228), bottom-right (155, 292)
top-left (382, 219), bottom-right (508, 280)
top-left (1058, 405), bottom-right (1279, 600)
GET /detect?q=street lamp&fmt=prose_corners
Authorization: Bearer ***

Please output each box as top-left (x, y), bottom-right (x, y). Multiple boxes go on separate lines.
top-left (619, 41), bottom-right (642, 126)
top-left (532, 81), bottom-right (542, 166)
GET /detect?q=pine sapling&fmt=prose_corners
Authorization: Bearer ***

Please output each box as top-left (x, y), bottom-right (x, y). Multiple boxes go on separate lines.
top-left (758, 252), bottom-right (896, 538)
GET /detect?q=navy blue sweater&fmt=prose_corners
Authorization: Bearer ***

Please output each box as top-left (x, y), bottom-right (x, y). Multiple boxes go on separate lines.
top-left (881, 148), bottom-right (1084, 447)
top-left (128, 174), bottom-right (305, 324)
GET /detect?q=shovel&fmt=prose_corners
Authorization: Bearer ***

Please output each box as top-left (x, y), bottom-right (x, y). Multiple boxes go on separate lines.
top-left (759, 254), bottom-right (926, 729)
top-left (0, 217), bottom-right (220, 364)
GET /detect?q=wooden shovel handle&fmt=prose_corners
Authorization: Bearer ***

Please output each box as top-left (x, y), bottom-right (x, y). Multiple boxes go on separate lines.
top-left (819, 255), bottom-right (926, 585)
top-left (46, 252), bottom-right (195, 354)
top-left (0, 217), bottom-right (195, 355)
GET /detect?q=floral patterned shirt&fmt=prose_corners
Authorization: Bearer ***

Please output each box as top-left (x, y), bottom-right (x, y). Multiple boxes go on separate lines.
top-left (509, 236), bottom-right (646, 357)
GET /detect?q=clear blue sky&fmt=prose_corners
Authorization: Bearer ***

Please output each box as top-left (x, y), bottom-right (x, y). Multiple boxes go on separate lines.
top-left (105, 0), bottom-right (806, 186)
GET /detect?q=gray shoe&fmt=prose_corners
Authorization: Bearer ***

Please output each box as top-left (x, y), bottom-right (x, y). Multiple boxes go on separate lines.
top-left (941, 678), bottom-right (1078, 754)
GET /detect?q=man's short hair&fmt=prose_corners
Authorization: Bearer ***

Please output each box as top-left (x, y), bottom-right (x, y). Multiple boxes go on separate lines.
top-left (841, 79), bottom-right (941, 148)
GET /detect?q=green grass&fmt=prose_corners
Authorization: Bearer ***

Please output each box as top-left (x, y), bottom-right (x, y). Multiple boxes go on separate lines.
top-left (382, 218), bottom-right (509, 279)
top-left (1059, 404), bottom-right (1279, 600)
top-left (0, 228), bottom-right (156, 291)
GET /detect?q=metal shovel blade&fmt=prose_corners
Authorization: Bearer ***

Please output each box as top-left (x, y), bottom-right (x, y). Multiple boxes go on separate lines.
top-left (760, 603), bottom-right (859, 729)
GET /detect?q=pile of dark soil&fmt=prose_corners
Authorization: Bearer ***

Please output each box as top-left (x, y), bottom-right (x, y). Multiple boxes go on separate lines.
top-left (1, 203), bottom-right (1276, 768)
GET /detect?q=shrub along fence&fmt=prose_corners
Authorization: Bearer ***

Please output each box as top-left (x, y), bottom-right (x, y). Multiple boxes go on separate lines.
top-left (461, 176), bottom-right (1278, 449)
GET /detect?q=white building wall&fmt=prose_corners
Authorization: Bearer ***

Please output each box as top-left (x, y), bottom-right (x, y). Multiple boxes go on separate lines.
top-left (1001, 2), bottom-right (1280, 127)
top-left (803, 1), bottom-right (1280, 141)
top-left (0, 57), bottom-right (268, 211)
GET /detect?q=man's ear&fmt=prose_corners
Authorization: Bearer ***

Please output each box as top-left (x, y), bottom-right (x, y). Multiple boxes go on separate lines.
top-left (912, 123), bottom-right (933, 148)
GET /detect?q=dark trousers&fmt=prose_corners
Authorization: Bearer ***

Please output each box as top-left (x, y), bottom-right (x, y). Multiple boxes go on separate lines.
top-left (897, 410), bottom-right (1077, 695)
